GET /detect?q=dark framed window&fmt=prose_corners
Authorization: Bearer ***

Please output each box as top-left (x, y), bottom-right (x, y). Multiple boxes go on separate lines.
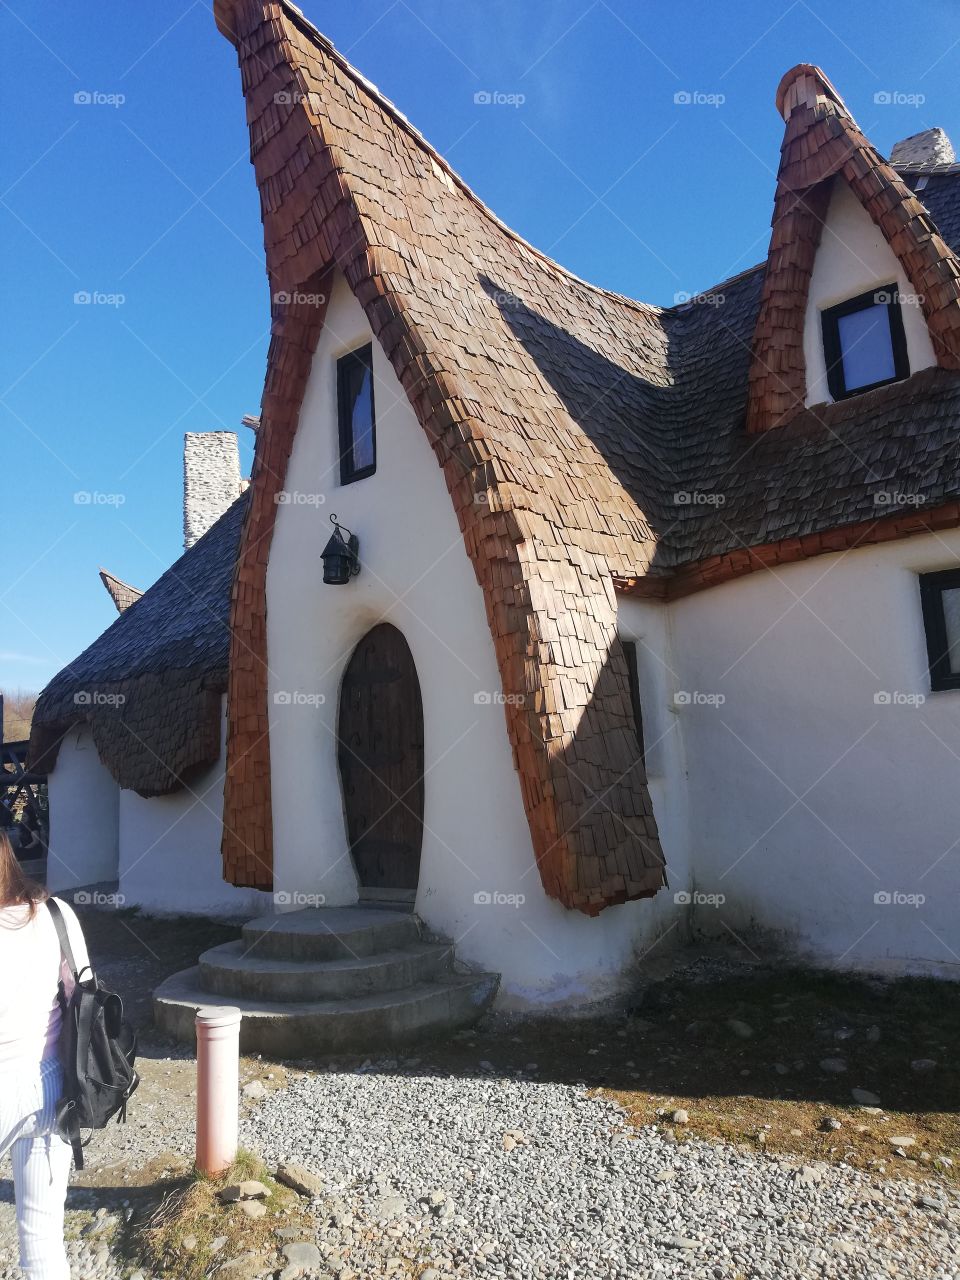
top-left (821, 285), bottom-right (909, 400)
top-left (621, 640), bottom-right (646, 763)
top-left (920, 569), bottom-right (960, 691)
top-left (337, 344), bottom-right (376, 484)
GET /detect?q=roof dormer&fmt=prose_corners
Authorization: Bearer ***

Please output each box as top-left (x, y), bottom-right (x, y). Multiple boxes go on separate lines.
top-left (747, 64), bottom-right (960, 434)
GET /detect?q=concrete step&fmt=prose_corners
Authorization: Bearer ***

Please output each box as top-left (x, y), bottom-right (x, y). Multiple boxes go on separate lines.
top-left (198, 939), bottom-right (454, 1002)
top-left (241, 906), bottom-right (421, 961)
top-left (153, 968), bottom-right (500, 1057)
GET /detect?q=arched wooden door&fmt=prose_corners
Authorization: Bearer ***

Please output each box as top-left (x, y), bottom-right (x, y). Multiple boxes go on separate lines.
top-left (337, 623), bottom-right (424, 892)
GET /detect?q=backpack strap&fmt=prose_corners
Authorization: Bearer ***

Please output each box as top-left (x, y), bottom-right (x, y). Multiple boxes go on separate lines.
top-left (46, 898), bottom-right (79, 981)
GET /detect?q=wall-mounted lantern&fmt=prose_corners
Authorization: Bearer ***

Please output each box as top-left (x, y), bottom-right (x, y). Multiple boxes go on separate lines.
top-left (321, 514), bottom-right (360, 585)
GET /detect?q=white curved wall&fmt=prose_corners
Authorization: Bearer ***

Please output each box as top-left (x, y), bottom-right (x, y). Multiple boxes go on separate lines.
top-left (46, 726), bottom-right (119, 892)
top-left (804, 178), bottom-right (936, 406)
top-left (671, 531), bottom-right (960, 977)
top-left (266, 272), bottom-right (682, 1006)
top-left (118, 698), bottom-right (270, 917)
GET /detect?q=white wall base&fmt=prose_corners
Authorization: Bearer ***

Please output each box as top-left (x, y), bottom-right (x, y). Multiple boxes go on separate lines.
top-left (45, 726), bottom-right (120, 893)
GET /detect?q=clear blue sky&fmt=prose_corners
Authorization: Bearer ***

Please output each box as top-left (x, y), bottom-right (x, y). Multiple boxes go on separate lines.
top-left (2, 0), bottom-right (957, 693)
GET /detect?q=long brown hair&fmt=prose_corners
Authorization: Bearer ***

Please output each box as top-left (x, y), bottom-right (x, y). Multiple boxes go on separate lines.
top-left (0, 829), bottom-right (47, 917)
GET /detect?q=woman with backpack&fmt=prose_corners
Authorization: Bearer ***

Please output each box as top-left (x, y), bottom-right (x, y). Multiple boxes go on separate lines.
top-left (0, 829), bottom-right (88, 1280)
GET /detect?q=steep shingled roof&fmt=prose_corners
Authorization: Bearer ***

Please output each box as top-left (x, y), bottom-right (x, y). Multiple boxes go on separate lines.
top-left (99, 568), bottom-right (143, 615)
top-left (30, 496), bottom-right (246, 794)
top-left (30, 8), bottom-right (960, 911)
top-left (746, 65), bottom-right (960, 434)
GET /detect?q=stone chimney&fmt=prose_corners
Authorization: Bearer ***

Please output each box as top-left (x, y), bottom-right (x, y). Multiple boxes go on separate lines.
top-left (890, 127), bottom-right (955, 168)
top-left (183, 432), bottom-right (244, 551)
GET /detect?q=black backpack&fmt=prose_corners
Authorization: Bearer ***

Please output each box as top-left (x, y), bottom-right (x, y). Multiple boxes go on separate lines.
top-left (47, 899), bottom-right (140, 1169)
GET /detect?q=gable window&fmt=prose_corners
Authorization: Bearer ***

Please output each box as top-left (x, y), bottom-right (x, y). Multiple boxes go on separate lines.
top-left (821, 285), bottom-right (909, 400)
top-left (621, 640), bottom-right (646, 763)
top-left (337, 344), bottom-right (376, 484)
top-left (920, 569), bottom-right (960, 691)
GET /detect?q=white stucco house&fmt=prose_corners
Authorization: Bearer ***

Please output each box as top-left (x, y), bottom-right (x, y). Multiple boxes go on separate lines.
top-left (30, 5), bottom-right (960, 1022)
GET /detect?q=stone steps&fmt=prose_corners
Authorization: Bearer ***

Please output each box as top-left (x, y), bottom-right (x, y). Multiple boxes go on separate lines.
top-left (153, 906), bottom-right (499, 1057)
top-left (241, 906), bottom-right (421, 960)
top-left (198, 939), bottom-right (454, 1001)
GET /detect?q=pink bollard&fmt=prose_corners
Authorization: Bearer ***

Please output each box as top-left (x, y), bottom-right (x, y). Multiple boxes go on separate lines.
top-left (195, 1006), bottom-right (242, 1176)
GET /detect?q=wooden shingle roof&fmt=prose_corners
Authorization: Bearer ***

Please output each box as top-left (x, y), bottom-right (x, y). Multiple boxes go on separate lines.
top-left (99, 568), bottom-right (143, 615)
top-left (30, 496), bottom-right (246, 794)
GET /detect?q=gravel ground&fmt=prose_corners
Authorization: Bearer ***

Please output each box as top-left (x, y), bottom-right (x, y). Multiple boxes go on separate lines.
top-left (239, 1062), bottom-right (960, 1280)
top-left (0, 1051), bottom-right (957, 1279)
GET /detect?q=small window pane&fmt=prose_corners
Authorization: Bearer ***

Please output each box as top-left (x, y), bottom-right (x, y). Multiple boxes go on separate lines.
top-left (837, 304), bottom-right (895, 391)
top-left (942, 587), bottom-right (960, 674)
top-left (347, 365), bottom-right (375, 473)
top-left (920, 569), bottom-right (960, 691)
top-left (337, 345), bottom-right (376, 484)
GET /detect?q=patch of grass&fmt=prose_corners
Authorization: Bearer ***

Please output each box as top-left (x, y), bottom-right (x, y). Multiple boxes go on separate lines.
top-left (131, 1149), bottom-right (301, 1280)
